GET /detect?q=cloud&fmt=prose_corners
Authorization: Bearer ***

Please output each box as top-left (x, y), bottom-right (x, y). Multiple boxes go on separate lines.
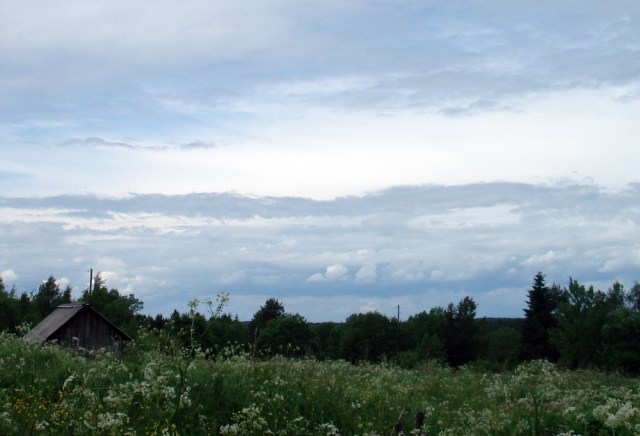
top-left (61, 137), bottom-right (216, 152)
top-left (55, 277), bottom-right (70, 289)
top-left (521, 250), bottom-right (574, 269)
top-left (61, 137), bottom-right (137, 149)
top-left (392, 267), bottom-right (427, 283)
top-left (307, 264), bottom-right (349, 282)
top-left (180, 141), bottom-right (216, 150)
top-left (599, 251), bottom-right (640, 273)
top-left (1, 269), bottom-right (18, 282)
top-left (355, 264), bottom-right (377, 284)
top-left (96, 257), bottom-right (126, 271)
top-left (2, 0), bottom-right (638, 150)
top-left (220, 270), bottom-right (247, 285)
top-left (1, 1), bottom-right (639, 320)
top-left (2, 181), bottom-right (640, 319)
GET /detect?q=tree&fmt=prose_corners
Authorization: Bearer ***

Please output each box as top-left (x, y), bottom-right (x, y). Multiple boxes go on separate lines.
top-left (601, 307), bottom-right (640, 374)
top-left (250, 298), bottom-right (285, 337)
top-left (256, 314), bottom-right (318, 357)
top-left (0, 277), bottom-right (21, 332)
top-left (445, 296), bottom-right (478, 367)
top-left (405, 307), bottom-right (448, 361)
top-left (551, 279), bottom-right (625, 369)
top-left (207, 314), bottom-right (251, 351)
top-left (626, 281), bottom-right (640, 312)
top-left (80, 273), bottom-right (143, 335)
top-left (597, 281), bottom-right (640, 373)
top-left (33, 275), bottom-right (72, 319)
top-left (339, 312), bottom-right (395, 363)
top-left (521, 272), bottom-right (561, 362)
top-left (311, 322), bottom-right (342, 360)
top-left (481, 326), bottom-right (522, 369)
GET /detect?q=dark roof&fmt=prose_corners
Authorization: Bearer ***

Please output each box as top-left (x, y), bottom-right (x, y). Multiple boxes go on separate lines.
top-left (23, 303), bottom-right (131, 343)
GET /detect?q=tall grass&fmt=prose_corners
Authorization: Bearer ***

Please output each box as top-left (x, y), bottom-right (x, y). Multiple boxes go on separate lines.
top-left (1, 331), bottom-right (639, 435)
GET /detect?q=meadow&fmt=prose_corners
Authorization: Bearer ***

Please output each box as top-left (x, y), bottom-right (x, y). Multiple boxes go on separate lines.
top-left (1, 330), bottom-right (639, 435)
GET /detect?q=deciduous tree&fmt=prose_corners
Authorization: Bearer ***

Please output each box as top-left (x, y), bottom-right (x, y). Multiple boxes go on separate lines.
top-left (33, 275), bottom-right (71, 319)
top-left (80, 273), bottom-right (143, 335)
top-left (256, 313), bottom-right (318, 357)
top-left (339, 312), bottom-right (395, 363)
top-left (445, 296), bottom-right (478, 367)
top-left (250, 298), bottom-right (285, 337)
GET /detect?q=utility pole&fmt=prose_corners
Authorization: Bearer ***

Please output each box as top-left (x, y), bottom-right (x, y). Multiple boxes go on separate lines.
top-left (88, 268), bottom-right (93, 296)
top-left (396, 304), bottom-right (400, 354)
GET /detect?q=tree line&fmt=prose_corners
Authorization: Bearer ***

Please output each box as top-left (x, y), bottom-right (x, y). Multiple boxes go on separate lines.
top-left (1, 272), bottom-right (639, 373)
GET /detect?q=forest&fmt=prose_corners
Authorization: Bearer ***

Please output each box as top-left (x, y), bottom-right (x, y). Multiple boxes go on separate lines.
top-left (2, 271), bottom-right (639, 374)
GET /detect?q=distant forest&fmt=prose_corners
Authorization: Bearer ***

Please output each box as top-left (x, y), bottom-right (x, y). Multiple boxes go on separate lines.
top-left (1, 272), bottom-right (639, 373)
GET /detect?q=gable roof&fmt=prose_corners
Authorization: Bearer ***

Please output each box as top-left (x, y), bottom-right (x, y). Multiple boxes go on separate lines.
top-left (23, 303), bottom-right (131, 343)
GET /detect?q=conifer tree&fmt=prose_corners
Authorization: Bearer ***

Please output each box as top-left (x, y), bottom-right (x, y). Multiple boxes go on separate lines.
top-left (521, 272), bottom-right (560, 361)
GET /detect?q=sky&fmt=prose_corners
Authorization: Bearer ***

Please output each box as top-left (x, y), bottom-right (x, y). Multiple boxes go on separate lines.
top-left (1, 0), bottom-right (639, 321)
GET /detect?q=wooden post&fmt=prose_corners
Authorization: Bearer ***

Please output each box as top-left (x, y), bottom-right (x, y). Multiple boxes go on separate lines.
top-left (396, 304), bottom-right (400, 353)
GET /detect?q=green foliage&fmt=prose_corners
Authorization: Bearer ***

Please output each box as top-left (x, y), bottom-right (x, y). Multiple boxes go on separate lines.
top-left (5, 270), bottom-right (640, 376)
top-left (0, 278), bottom-right (21, 332)
top-left (405, 297), bottom-right (479, 367)
top-left (480, 325), bottom-right (522, 370)
top-left (601, 307), bottom-right (640, 374)
top-left (445, 296), bottom-right (478, 367)
top-left (250, 297), bottom-right (285, 336)
top-left (79, 273), bottom-right (143, 335)
top-left (339, 311), bottom-right (395, 363)
top-left (551, 279), bottom-right (625, 369)
top-left (405, 307), bottom-right (448, 361)
top-left (521, 272), bottom-right (561, 362)
top-left (33, 275), bottom-right (72, 319)
top-left (627, 281), bottom-right (640, 312)
top-left (256, 313), bottom-right (319, 357)
top-left (249, 298), bottom-right (326, 359)
top-left (1, 332), bottom-right (640, 435)
top-left (310, 322), bottom-right (342, 360)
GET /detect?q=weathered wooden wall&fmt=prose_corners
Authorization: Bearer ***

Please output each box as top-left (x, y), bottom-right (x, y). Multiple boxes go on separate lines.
top-left (48, 308), bottom-right (126, 349)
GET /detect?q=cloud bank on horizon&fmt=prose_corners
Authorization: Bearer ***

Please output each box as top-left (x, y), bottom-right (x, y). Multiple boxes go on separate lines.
top-left (1, 1), bottom-right (639, 320)
top-left (1, 183), bottom-right (639, 321)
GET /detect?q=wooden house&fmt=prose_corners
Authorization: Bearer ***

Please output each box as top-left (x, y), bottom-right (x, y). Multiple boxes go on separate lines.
top-left (24, 303), bottom-right (131, 350)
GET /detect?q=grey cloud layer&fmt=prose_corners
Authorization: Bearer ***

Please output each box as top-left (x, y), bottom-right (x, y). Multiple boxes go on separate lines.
top-left (60, 137), bottom-right (216, 151)
top-left (1, 0), bottom-right (638, 143)
top-left (1, 182), bottom-right (639, 320)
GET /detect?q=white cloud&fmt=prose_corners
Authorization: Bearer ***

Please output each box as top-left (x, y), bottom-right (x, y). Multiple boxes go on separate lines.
top-left (599, 251), bottom-right (640, 273)
top-left (220, 270), bottom-right (247, 285)
top-left (522, 250), bottom-right (572, 267)
top-left (355, 264), bottom-right (377, 284)
top-left (358, 303), bottom-right (381, 314)
top-left (96, 257), bottom-right (126, 271)
top-left (306, 273), bottom-right (326, 283)
top-left (2, 0), bottom-right (640, 321)
top-left (307, 264), bottom-right (349, 282)
top-left (99, 271), bottom-right (122, 286)
top-left (0, 269), bottom-right (18, 282)
top-left (326, 264), bottom-right (348, 281)
top-left (1, 1), bottom-right (639, 201)
top-left (56, 277), bottom-right (70, 289)
top-left (392, 266), bottom-right (427, 282)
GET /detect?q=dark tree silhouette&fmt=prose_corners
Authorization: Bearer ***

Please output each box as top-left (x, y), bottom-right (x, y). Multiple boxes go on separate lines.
top-left (521, 272), bottom-right (560, 362)
top-left (250, 298), bottom-right (285, 334)
top-left (445, 296), bottom-right (478, 367)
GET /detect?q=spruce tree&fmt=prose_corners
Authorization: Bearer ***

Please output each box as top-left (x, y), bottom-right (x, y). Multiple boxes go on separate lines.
top-left (521, 272), bottom-right (560, 361)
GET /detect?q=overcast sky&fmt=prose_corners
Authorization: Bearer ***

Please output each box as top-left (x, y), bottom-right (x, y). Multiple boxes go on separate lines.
top-left (1, 1), bottom-right (639, 321)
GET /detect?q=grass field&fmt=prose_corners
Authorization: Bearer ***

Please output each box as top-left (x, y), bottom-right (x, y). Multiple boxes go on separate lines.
top-left (1, 331), bottom-right (639, 435)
